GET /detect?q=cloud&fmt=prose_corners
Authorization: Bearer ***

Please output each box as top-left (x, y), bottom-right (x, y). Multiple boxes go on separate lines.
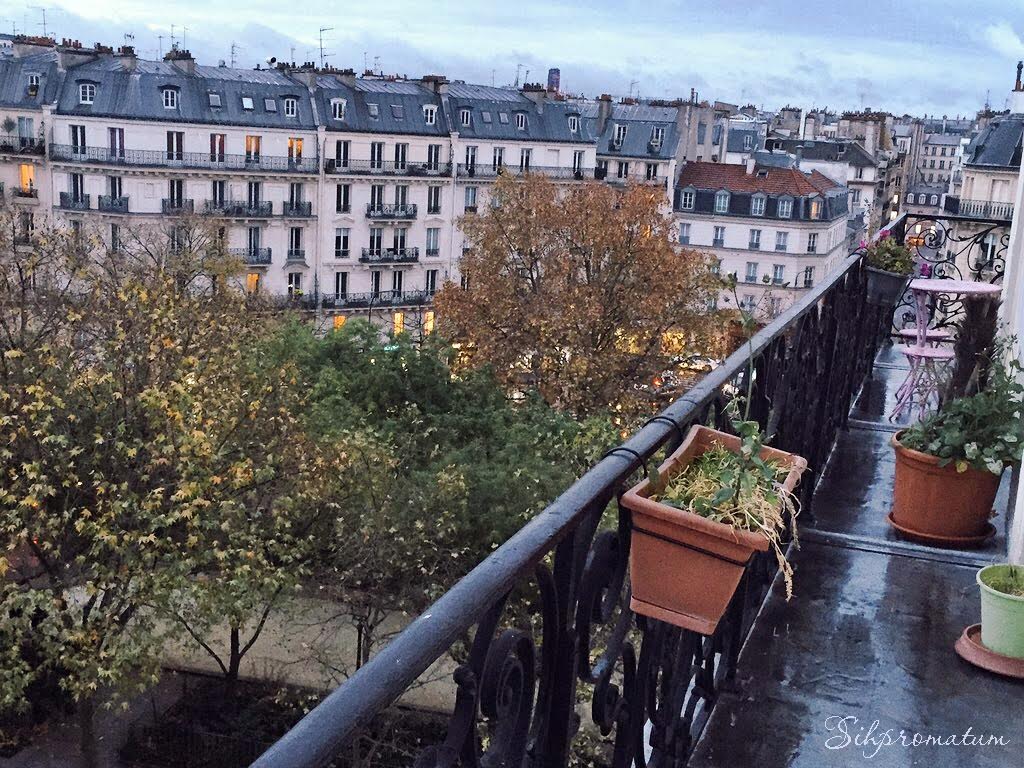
top-left (985, 22), bottom-right (1024, 59)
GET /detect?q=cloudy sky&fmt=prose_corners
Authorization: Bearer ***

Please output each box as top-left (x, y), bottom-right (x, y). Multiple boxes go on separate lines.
top-left (4, 0), bottom-right (1024, 116)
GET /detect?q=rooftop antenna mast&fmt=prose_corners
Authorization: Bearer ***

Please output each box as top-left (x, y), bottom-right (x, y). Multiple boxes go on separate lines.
top-left (514, 63), bottom-right (523, 88)
top-left (318, 26), bottom-right (333, 68)
top-left (31, 6), bottom-right (47, 37)
top-left (182, 26), bottom-right (187, 50)
top-left (170, 24), bottom-right (177, 50)
top-left (230, 41), bottom-right (240, 68)
top-left (158, 34), bottom-right (164, 56)
top-left (373, 55), bottom-right (380, 74)
top-left (629, 79), bottom-right (639, 99)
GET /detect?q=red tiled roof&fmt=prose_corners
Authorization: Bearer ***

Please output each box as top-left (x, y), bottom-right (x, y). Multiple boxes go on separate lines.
top-left (676, 162), bottom-right (840, 196)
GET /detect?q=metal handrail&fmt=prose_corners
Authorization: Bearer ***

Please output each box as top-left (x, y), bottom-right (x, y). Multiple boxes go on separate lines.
top-left (50, 144), bottom-right (319, 173)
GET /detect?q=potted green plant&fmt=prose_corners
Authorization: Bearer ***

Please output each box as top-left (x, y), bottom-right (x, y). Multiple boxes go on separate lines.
top-left (621, 281), bottom-right (808, 634)
top-left (863, 231), bottom-right (914, 306)
top-left (976, 564), bottom-right (1024, 659)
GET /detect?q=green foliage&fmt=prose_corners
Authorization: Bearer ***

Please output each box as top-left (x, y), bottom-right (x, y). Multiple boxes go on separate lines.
top-left (864, 233), bottom-right (914, 275)
top-left (901, 351), bottom-right (1024, 474)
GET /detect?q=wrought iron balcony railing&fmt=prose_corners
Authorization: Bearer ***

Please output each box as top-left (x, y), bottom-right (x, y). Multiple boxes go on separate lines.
top-left (12, 186), bottom-right (38, 199)
top-left (365, 203), bottom-right (418, 220)
top-left (227, 247), bottom-right (272, 265)
top-left (161, 199), bottom-right (194, 215)
top-left (50, 144), bottom-right (319, 173)
top-left (58, 192), bottom-right (90, 211)
top-left (203, 200), bottom-right (273, 217)
top-left (320, 290), bottom-right (432, 309)
top-left (98, 195), bottom-right (129, 213)
top-left (457, 163), bottom-right (592, 180)
top-left (359, 247), bottom-right (420, 264)
top-left (0, 133), bottom-right (45, 155)
top-left (326, 158), bottom-right (452, 176)
top-left (286, 249), bottom-right (306, 262)
top-left (941, 195), bottom-right (1014, 222)
top-left (282, 201), bottom-right (313, 217)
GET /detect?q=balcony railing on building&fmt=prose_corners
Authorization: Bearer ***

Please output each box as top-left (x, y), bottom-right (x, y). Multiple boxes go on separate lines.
top-left (0, 133), bottom-right (44, 155)
top-left (203, 200), bottom-right (273, 217)
top-left (359, 247), bottom-right (420, 264)
top-left (282, 201), bottom-right (313, 217)
top-left (228, 247), bottom-right (272, 266)
top-left (162, 199), bottom-right (194, 215)
top-left (457, 163), bottom-right (591, 181)
top-left (58, 192), bottom-right (90, 211)
top-left (286, 249), bottom-right (307, 263)
top-left (320, 289), bottom-right (431, 309)
top-left (942, 195), bottom-right (1014, 222)
top-left (12, 186), bottom-right (38, 200)
top-left (50, 145), bottom-right (319, 173)
top-left (327, 159), bottom-right (452, 177)
top-left (98, 195), bottom-right (129, 213)
top-left (366, 203), bottom-right (418, 220)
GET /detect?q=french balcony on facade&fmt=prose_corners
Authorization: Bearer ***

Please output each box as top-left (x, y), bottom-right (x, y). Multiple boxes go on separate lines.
top-left (227, 247), bottom-right (272, 266)
top-left (326, 158), bottom-right (452, 177)
top-left (942, 195), bottom-right (1014, 222)
top-left (98, 195), bottom-right (130, 213)
top-left (58, 192), bottom-right (90, 211)
top-left (282, 201), bottom-right (313, 217)
top-left (203, 200), bottom-right (273, 218)
top-left (12, 186), bottom-right (38, 201)
top-left (320, 289), bottom-right (431, 309)
top-left (457, 163), bottom-right (591, 181)
top-left (49, 145), bottom-right (319, 174)
top-left (359, 247), bottom-right (420, 264)
top-left (286, 249), bottom-right (307, 264)
top-left (366, 203), bottom-right (418, 221)
top-left (162, 199), bottom-right (194, 215)
top-left (0, 133), bottom-right (45, 156)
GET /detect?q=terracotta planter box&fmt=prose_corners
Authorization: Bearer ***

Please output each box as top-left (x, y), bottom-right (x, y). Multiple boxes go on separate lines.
top-left (889, 432), bottom-right (1000, 548)
top-left (621, 425), bottom-right (808, 635)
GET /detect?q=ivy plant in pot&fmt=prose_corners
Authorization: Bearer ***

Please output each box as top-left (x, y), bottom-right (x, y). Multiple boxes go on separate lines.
top-left (621, 281), bottom-right (808, 634)
top-left (864, 231), bottom-right (914, 307)
top-left (890, 336), bottom-right (1024, 547)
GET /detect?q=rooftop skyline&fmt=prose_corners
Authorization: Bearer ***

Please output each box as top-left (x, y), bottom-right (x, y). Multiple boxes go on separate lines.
top-left (3, 0), bottom-right (1024, 116)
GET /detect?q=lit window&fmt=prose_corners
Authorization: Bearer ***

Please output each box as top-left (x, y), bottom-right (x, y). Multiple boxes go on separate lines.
top-left (423, 105), bottom-right (437, 125)
top-left (424, 311), bottom-right (435, 335)
top-left (516, 112), bottom-right (527, 130)
top-left (162, 88), bottom-right (178, 109)
top-left (245, 273), bottom-right (261, 294)
top-left (242, 96), bottom-right (254, 110)
top-left (715, 191), bottom-right (730, 213)
top-left (568, 115), bottom-right (580, 132)
top-left (19, 163), bottom-right (34, 191)
top-left (284, 97), bottom-right (297, 117)
top-left (393, 311), bottom-right (405, 335)
top-left (460, 108), bottom-right (471, 127)
top-left (809, 199), bottom-right (822, 219)
top-left (79, 83), bottom-right (95, 104)
top-left (333, 315), bottom-right (347, 331)
top-left (332, 99), bottom-right (346, 120)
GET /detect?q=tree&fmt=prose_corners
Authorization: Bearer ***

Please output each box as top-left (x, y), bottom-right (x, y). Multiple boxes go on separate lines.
top-left (434, 174), bottom-right (718, 417)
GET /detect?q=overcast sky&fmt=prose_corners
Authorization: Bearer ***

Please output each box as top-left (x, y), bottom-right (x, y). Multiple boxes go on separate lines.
top-left (5, 0), bottom-right (1024, 116)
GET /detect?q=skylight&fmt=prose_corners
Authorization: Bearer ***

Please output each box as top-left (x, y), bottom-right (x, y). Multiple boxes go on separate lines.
top-left (265, 98), bottom-right (277, 112)
top-left (368, 103), bottom-right (379, 118)
top-left (242, 96), bottom-right (254, 110)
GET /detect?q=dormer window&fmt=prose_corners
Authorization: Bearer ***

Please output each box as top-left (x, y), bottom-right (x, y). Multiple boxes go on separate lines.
top-left (332, 99), bottom-right (346, 120)
top-left (28, 73), bottom-right (40, 90)
top-left (743, 134), bottom-right (753, 150)
top-left (460, 108), bottom-right (472, 127)
top-left (651, 126), bottom-right (665, 147)
top-left (778, 198), bottom-right (793, 219)
top-left (423, 104), bottom-right (436, 125)
top-left (568, 115), bottom-right (580, 133)
top-left (284, 97), bottom-right (297, 118)
top-left (809, 198), bottom-right (822, 219)
top-left (751, 194), bottom-right (766, 216)
top-left (679, 189), bottom-right (695, 210)
top-left (162, 88), bottom-right (178, 109)
top-left (613, 123), bottom-right (627, 145)
top-left (515, 112), bottom-right (527, 130)
top-left (714, 190), bottom-right (730, 214)
top-left (79, 83), bottom-right (95, 104)
top-left (242, 96), bottom-right (254, 111)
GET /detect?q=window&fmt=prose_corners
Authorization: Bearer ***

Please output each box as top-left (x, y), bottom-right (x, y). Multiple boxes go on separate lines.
top-left (772, 264), bottom-right (785, 285)
top-left (287, 272), bottom-right (302, 296)
top-left (79, 83), bottom-right (95, 104)
top-left (288, 137), bottom-right (303, 162)
top-left (613, 123), bottom-right (627, 145)
top-left (520, 148), bottom-right (532, 172)
top-left (930, 194), bottom-right (939, 206)
top-left (464, 186), bottom-right (478, 212)
top-left (426, 227), bottom-right (440, 256)
top-left (615, 160), bottom-right (630, 178)
top-left (851, 189), bottom-right (861, 204)
top-left (70, 124), bottom-right (86, 153)
top-left (210, 133), bottom-right (226, 162)
top-left (807, 233), bottom-right (818, 253)
top-left (332, 99), bottom-right (346, 120)
top-left (651, 126), bottom-right (665, 147)
top-left (573, 150), bottom-right (584, 174)
top-left (334, 270), bottom-right (348, 297)
top-left (803, 266), bottom-right (815, 288)
top-left (162, 88), bottom-right (178, 109)
top-left (367, 103), bottom-right (379, 118)
top-left (69, 173), bottom-right (84, 203)
top-left (264, 98), bottom-right (277, 113)
top-left (751, 194), bottom-right (766, 216)
top-left (568, 115), bottom-right (580, 132)
top-left (426, 269), bottom-right (438, 294)
top-left (389, 104), bottom-right (404, 120)
top-left (428, 185), bottom-right (442, 214)
top-left (246, 273), bottom-right (261, 295)
top-left (211, 179), bottom-right (226, 205)
top-left (394, 184), bottom-right (409, 207)
top-left (465, 145), bottom-right (477, 170)
top-left (371, 270), bottom-right (382, 296)
top-left (394, 143), bottom-right (408, 170)
top-left (743, 134), bottom-right (753, 150)
top-left (288, 227), bottom-right (304, 257)
top-left (370, 142), bottom-right (384, 170)
top-left (423, 105), bottom-right (437, 125)
top-left (745, 262), bottom-right (759, 283)
top-left (481, 111), bottom-right (492, 124)
top-left (110, 223), bottom-right (120, 252)
top-left (460, 108), bottom-right (472, 127)
top-left (335, 139), bottom-right (350, 168)
top-left (242, 96), bottom-right (254, 110)
top-left (368, 227), bottom-right (383, 254)
top-left (493, 146), bottom-right (505, 170)
top-left (393, 312), bottom-right (405, 335)
top-left (749, 229), bottom-right (761, 249)
top-left (336, 183), bottom-right (351, 213)
top-left (906, 192), bottom-right (914, 203)
top-left (646, 163), bottom-right (658, 180)
top-left (166, 131), bottom-right (184, 161)
top-left (334, 228), bottom-right (350, 258)
top-left (19, 163), bottom-right (34, 191)
top-left (775, 231), bottom-right (789, 251)
top-left (713, 226), bottom-right (725, 247)
top-left (392, 270), bottom-right (404, 292)
top-left (209, 92), bottom-right (222, 107)
top-left (247, 181), bottom-right (262, 207)
top-left (809, 199), bottom-right (822, 219)
top-left (284, 97), bottom-right (297, 118)
top-left (715, 191), bottom-right (730, 214)
top-left (245, 135), bottom-right (261, 161)
top-left (424, 310), bottom-right (435, 334)
top-left (370, 184), bottom-right (384, 210)
top-left (28, 73), bottom-right (40, 89)
top-left (777, 198), bottom-right (793, 218)
top-left (498, 112), bottom-right (509, 124)
top-left (515, 112), bottom-right (527, 131)
top-left (679, 190), bottom-right (695, 210)
top-left (854, 166), bottom-right (864, 179)
top-left (108, 175), bottom-right (122, 198)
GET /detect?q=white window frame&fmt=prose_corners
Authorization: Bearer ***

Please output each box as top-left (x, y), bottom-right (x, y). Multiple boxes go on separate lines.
top-left (568, 115), bottom-right (580, 132)
top-left (679, 190), bottom-right (695, 210)
top-left (162, 88), bottom-right (178, 109)
top-left (516, 112), bottom-right (527, 131)
top-left (460, 108), bottom-right (472, 127)
top-left (777, 198), bottom-right (793, 219)
top-left (79, 83), bottom-right (95, 104)
top-left (751, 194), bottom-right (766, 216)
top-left (332, 99), bottom-right (346, 120)
top-left (715, 191), bottom-right (730, 214)
top-left (424, 105), bottom-right (437, 125)
top-left (284, 97), bottom-right (297, 118)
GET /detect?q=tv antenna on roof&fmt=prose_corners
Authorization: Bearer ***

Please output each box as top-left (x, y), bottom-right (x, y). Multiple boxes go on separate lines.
top-left (30, 6), bottom-right (47, 37)
top-left (318, 26), bottom-right (333, 68)
top-left (514, 63), bottom-right (523, 88)
top-left (230, 41), bottom-right (240, 68)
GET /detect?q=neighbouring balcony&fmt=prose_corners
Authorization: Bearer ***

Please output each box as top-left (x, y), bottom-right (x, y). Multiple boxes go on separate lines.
top-left (0, 132), bottom-right (44, 155)
top-left (286, 248), bottom-right (306, 263)
top-left (326, 158), bottom-right (452, 177)
top-left (227, 247), bottom-right (272, 266)
top-left (12, 186), bottom-right (38, 200)
top-left (50, 145), bottom-right (319, 173)
top-left (98, 195), bottom-right (129, 213)
top-left (320, 290), bottom-right (432, 309)
top-left (161, 199), bottom-right (194, 215)
top-left (282, 201), bottom-right (313, 217)
top-left (359, 247), bottom-right (420, 264)
top-left (203, 200), bottom-right (273, 217)
top-left (942, 195), bottom-right (1014, 222)
top-left (457, 163), bottom-right (591, 180)
top-left (365, 203), bottom-right (417, 220)
top-left (58, 192), bottom-right (90, 211)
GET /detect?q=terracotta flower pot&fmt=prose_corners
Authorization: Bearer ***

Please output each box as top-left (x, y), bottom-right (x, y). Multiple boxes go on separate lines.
top-left (865, 266), bottom-right (909, 307)
top-left (621, 425), bottom-right (808, 635)
top-left (888, 432), bottom-right (1000, 547)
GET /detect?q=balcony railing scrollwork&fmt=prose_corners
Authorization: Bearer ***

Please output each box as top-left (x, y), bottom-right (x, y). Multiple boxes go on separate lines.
top-left (320, 290), bottom-right (432, 309)
top-left (359, 247), bottom-right (419, 264)
top-left (0, 133), bottom-right (45, 155)
top-left (203, 200), bottom-right (273, 217)
top-left (98, 195), bottom-right (130, 213)
top-left (365, 203), bottom-right (417, 220)
top-left (227, 247), bottom-right (272, 266)
top-left (50, 144), bottom-right (319, 173)
top-left (253, 236), bottom-right (889, 767)
top-left (282, 201), bottom-right (313, 217)
top-left (327, 158), bottom-right (452, 176)
top-left (58, 192), bottom-right (90, 211)
top-left (161, 199), bottom-right (194, 215)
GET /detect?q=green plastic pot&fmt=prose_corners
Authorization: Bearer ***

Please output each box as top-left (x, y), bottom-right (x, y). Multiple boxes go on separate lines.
top-left (978, 564), bottom-right (1024, 659)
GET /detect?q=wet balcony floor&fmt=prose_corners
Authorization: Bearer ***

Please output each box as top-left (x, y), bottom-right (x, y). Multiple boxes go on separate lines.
top-left (687, 346), bottom-right (1023, 768)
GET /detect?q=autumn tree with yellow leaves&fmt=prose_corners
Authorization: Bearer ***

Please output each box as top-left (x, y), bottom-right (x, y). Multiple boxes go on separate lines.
top-left (434, 174), bottom-right (719, 417)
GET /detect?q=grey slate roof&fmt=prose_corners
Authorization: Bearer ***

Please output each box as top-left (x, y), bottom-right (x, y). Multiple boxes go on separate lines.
top-left (770, 137), bottom-right (876, 167)
top-left (313, 75), bottom-right (448, 137)
top-left (726, 127), bottom-right (759, 153)
top-left (752, 149), bottom-right (797, 168)
top-left (923, 133), bottom-right (962, 146)
top-left (964, 116), bottom-right (1024, 168)
top-left (0, 50), bottom-right (62, 110)
top-left (577, 102), bottom-right (678, 160)
top-left (447, 85), bottom-right (594, 144)
top-left (54, 57), bottom-right (318, 130)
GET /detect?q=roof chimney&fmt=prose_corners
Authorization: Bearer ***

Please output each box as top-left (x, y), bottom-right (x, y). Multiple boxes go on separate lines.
top-left (597, 93), bottom-right (613, 133)
top-left (420, 73), bottom-right (449, 95)
top-left (745, 156), bottom-right (756, 175)
top-left (164, 47), bottom-right (196, 75)
top-left (521, 82), bottom-right (547, 109)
